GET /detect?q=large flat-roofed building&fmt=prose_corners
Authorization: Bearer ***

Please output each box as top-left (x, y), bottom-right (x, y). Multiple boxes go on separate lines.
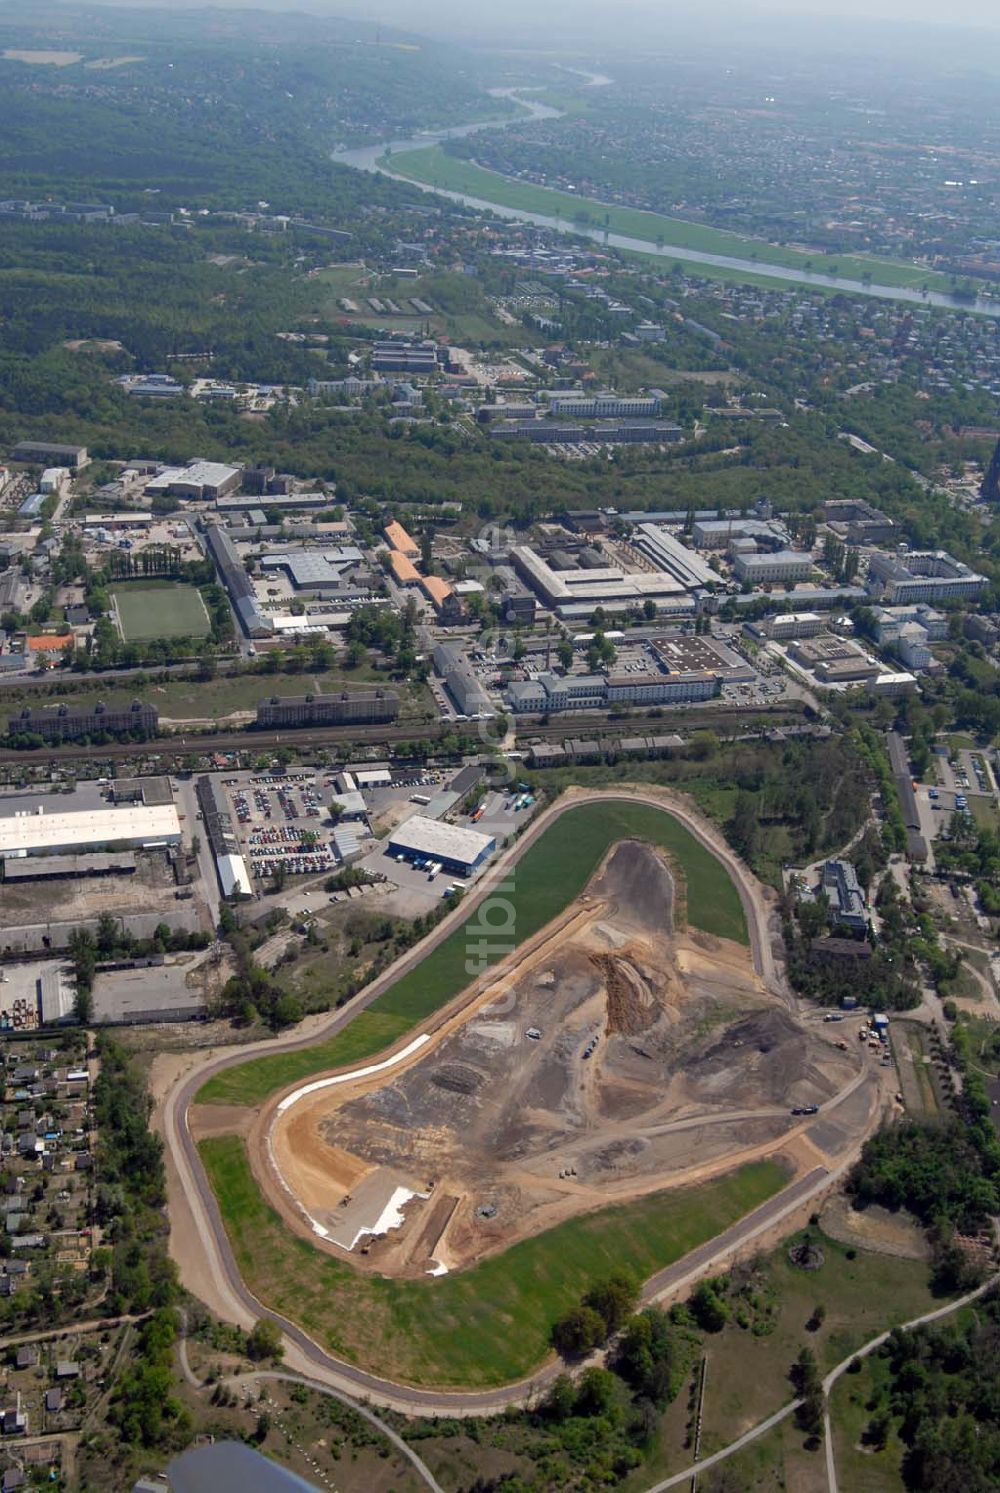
top-left (145, 461), bottom-right (242, 503)
top-left (733, 550), bottom-right (815, 585)
top-left (3, 852), bottom-right (137, 881)
top-left (259, 549), bottom-right (364, 592)
top-left (0, 805), bottom-right (180, 857)
top-left (11, 441), bottom-right (88, 469)
top-left (255, 690), bottom-right (399, 728)
top-left (372, 341), bottom-right (439, 374)
top-left (92, 963), bottom-right (207, 1025)
top-left (787, 635), bottom-right (879, 683)
top-left (491, 420), bottom-right (681, 445)
top-left (510, 544), bottom-right (689, 618)
top-left (8, 700), bottom-right (157, 742)
top-left (548, 394), bottom-right (661, 418)
top-left (866, 549), bottom-right (987, 606)
top-left (649, 632), bottom-right (751, 679)
top-left (387, 815), bottom-right (495, 875)
top-left (216, 491), bottom-right (330, 514)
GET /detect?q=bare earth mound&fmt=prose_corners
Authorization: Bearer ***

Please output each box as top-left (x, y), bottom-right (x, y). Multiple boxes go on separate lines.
top-left (263, 840), bottom-right (861, 1276)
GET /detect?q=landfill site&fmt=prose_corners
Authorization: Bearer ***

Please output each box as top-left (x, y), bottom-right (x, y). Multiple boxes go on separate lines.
top-left (259, 838), bottom-right (870, 1277)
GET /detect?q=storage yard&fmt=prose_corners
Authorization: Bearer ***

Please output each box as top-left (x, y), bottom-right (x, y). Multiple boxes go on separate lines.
top-left (263, 837), bottom-right (868, 1277)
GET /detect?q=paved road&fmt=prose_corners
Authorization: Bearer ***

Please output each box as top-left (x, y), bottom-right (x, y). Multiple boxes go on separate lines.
top-left (158, 789), bottom-right (857, 1414)
top-left (642, 1167), bottom-right (828, 1307)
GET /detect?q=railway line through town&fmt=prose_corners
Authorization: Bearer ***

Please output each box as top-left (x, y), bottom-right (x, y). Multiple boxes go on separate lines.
top-left (0, 703), bottom-right (807, 765)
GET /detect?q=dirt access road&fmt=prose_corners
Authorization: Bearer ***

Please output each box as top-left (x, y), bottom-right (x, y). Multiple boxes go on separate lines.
top-left (157, 788), bottom-right (870, 1414)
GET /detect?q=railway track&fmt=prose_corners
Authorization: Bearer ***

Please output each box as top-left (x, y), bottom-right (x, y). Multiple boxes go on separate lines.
top-left (0, 705), bottom-right (805, 764)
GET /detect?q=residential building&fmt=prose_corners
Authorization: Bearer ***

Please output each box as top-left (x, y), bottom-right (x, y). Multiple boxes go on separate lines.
top-left (255, 691), bottom-right (399, 729)
top-left (8, 700), bottom-right (157, 742)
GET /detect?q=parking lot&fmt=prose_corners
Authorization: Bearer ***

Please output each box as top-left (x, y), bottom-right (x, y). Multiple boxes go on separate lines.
top-left (219, 770), bottom-right (339, 881)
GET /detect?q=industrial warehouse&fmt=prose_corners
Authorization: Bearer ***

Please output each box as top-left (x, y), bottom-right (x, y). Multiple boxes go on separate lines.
top-left (386, 815), bottom-right (496, 876)
top-left (0, 804), bottom-right (181, 857)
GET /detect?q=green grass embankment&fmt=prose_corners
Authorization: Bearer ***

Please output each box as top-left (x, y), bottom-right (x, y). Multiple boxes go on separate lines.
top-left (200, 1136), bottom-right (785, 1387)
top-left (387, 146), bottom-right (953, 294)
top-left (198, 798), bottom-right (747, 1108)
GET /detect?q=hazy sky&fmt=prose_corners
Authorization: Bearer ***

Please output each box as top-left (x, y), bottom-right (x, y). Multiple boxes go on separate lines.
top-left (68, 0), bottom-right (1000, 55)
top-left (78, 0), bottom-right (1000, 26)
top-left (282, 0), bottom-right (1000, 32)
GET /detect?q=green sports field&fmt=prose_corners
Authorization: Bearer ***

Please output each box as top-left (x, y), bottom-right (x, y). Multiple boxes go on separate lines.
top-left (198, 797), bottom-right (748, 1107)
top-left (387, 146), bottom-right (954, 295)
top-left (200, 1136), bottom-right (785, 1387)
top-left (111, 581), bottom-right (211, 642)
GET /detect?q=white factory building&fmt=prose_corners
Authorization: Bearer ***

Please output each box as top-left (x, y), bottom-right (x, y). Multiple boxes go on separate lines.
top-left (387, 816), bottom-right (495, 876)
top-left (0, 805), bottom-right (181, 858)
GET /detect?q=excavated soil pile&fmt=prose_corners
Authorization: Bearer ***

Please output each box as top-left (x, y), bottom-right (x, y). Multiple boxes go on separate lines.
top-left (266, 839), bottom-right (860, 1275)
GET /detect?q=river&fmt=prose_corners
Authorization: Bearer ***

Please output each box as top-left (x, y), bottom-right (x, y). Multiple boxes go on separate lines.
top-left (333, 81), bottom-right (1000, 317)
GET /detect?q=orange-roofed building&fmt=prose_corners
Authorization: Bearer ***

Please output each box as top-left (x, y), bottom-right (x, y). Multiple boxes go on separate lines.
top-left (27, 634), bottom-right (73, 653)
top-left (383, 520), bottom-right (419, 558)
top-left (421, 575), bottom-right (455, 613)
top-left (388, 551), bottom-right (420, 586)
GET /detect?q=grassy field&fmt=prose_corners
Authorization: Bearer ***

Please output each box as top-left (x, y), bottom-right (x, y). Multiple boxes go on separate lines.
top-left (970, 795), bottom-right (1000, 833)
top-left (386, 147), bottom-right (954, 294)
top-left (891, 1022), bottom-right (942, 1118)
top-left (198, 798), bottom-right (747, 1106)
top-left (199, 1137), bottom-right (785, 1386)
top-left (621, 1223), bottom-right (939, 1489)
top-left (830, 1357), bottom-right (908, 1493)
top-left (6, 668), bottom-right (432, 727)
top-left (111, 582), bottom-right (210, 643)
